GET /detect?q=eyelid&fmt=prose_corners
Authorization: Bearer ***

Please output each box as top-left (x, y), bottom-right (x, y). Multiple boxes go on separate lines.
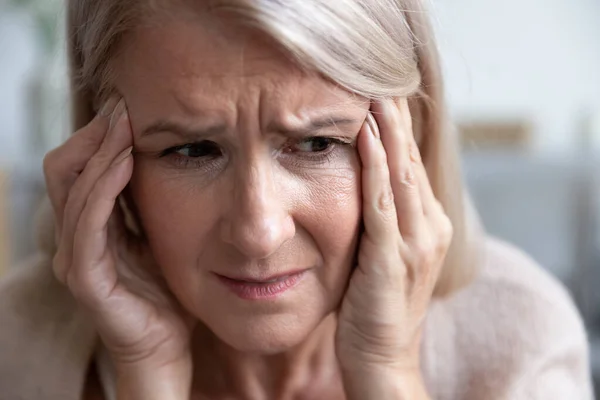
top-left (160, 140), bottom-right (211, 156)
top-left (300, 133), bottom-right (355, 143)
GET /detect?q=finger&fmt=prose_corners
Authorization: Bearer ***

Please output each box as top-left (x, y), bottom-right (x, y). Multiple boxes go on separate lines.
top-left (69, 147), bottom-right (133, 302)
top-left (395, 100), bottom-right (452, 289)
top-left (371, 99), bottom-right (425, 241)
top-left (395, 98), bottom-right (437, 217)
top-left (44, 96), bottom-right (120, 233)
top-left (400, 102), bottom-right (453, 268)
top-left (357, 115), bottom-right (399, 245)
top-left (55, 100), bottom-right (132, 283)
top-left (107, 196), bottom-right (130, 249)
top-left (410, 142), bottom-right (439, 218)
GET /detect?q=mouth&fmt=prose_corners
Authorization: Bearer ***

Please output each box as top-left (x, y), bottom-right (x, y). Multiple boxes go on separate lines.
top-left (214, 269), bottom-right (308, 300)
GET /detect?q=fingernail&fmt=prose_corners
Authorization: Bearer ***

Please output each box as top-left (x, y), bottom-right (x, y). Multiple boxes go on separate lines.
top-left (108, 99), bottom-right (127, 133)
top-left (99, 95), bottom-right (120, 118)
top-left (396, 97), bottom-right (408, 112)
top-left (366, 112), bottom-right (380, 139)
top-left (112, 146), bottom-right (133, 166)
top-left (363, 120), bottom-right (373, 138)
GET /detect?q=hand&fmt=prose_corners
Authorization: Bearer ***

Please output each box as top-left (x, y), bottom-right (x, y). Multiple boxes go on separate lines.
top-left (43, 97), bottom-right (193, 398)
top-left (336, 99), bottom-right (452, 392)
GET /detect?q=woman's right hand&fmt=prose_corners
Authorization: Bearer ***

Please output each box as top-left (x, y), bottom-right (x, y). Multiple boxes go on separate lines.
top-left (43, 97), bottom-right (193, 398)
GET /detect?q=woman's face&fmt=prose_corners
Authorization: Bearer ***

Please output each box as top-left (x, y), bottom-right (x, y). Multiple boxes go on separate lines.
top-left (115, 14), bottom-right (367, 352)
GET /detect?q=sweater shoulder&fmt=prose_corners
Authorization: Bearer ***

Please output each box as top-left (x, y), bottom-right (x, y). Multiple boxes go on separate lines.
top-left (0, 254), bottom-right (97, 400)
top-left (422, 237), bottom-right (592, 399)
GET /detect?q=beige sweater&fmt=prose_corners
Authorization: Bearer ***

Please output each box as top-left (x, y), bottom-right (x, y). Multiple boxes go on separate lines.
top-left (0, 237), bottom-right (594, 399)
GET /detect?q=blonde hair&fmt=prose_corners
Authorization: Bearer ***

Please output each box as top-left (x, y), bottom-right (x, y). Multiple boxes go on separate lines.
top-left (36, 0), bottom-right (482, 296)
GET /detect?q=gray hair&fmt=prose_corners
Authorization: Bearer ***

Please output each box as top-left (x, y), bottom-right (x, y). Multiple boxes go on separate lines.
top-left (34, 0), bottom-right (482, 296)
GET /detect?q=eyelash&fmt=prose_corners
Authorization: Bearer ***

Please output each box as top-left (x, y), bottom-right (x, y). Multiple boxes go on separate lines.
top-left (159, 141), bottom-right (221, 169)
top-left (159, 137), bottom-right (352, 169)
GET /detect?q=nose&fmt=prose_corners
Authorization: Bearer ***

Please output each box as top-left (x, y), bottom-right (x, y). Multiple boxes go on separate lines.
top-left (220, 160), bottom-right (295, 259)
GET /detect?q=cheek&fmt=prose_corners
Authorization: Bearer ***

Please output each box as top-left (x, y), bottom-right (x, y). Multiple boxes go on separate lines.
top-left (296, 160), bottom-right (362, 273)
top-left (291, 161), bottom-right (362, 314)
top-left (127, 161), bottom-right (218, 269)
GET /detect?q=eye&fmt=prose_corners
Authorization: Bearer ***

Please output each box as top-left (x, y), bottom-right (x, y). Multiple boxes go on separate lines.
top-left (170, 141), bottom-right (221, 158)
top-left (289, 137), bottom-right (339, 153)
top-left (280, 136), bottom-right (353, 167)
top-left (158, 140), bottom-right (224, 170)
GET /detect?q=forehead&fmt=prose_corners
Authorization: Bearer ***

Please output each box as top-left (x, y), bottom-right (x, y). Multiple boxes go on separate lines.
top-left (115, 12), bottom-right (360, 119)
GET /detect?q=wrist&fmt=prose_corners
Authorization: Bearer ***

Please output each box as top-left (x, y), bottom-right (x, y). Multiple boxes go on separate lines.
top-left (341, 365), bottom-right (429, 400)
top-left (115, 356), bottom-right (192, 400)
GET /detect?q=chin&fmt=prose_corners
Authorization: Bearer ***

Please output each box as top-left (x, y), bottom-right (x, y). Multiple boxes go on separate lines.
top-left (205, 312), bottom-right (325, 354)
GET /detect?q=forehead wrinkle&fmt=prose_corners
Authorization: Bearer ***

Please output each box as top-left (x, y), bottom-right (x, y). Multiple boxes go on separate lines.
top-left (124, 15), bottom-right (364, 135)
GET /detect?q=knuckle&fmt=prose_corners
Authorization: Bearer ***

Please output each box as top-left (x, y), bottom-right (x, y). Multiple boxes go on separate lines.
top-left (437, 215), bottom-right (454, 249)
top-left (42, 148), bottom-right (61, 179)
top-left (442, 216), bottom-right (454, 239)
top-left (412, 240), bottom-right (434, 265)
top-left (375, 186), bottom-right (395, 216)
top-left (410, 243), bottom-right (425, 263)
top-left (398, 165), bottom-right (416, 189)
top-left (390, 263), bottom-right (408, 285)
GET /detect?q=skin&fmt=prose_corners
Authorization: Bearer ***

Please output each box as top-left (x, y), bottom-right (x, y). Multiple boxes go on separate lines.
top-left (43, 5), bottom-right (452, 400)
top-left (120, 13), bottom-right (363, 399)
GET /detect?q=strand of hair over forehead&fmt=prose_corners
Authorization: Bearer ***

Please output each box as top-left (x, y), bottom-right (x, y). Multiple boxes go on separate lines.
top-left (217, 0), bottom-right (423, 99)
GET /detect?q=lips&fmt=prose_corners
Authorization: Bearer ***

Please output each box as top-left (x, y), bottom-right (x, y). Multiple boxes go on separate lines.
top-left (214, 269), bottom-right (307, 300)
top-left (217, 269), bottom-right (308, 284)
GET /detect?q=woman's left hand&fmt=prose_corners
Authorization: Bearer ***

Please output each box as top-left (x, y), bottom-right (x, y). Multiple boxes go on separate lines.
top-left (336, 98), bottom-right (453, 397)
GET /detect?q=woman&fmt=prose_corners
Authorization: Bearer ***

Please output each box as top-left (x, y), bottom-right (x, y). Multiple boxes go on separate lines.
top-left (0, 0), bottom-right (593, 399)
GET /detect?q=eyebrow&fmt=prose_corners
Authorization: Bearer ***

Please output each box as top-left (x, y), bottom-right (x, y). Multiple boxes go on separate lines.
top-left (140, 116), bottom-right (359, 141)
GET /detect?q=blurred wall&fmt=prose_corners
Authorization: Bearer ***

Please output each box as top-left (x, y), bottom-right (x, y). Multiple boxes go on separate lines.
top-left (0, 11), bottom-right (37, 168)
top-left (433, 0), bottom-right (600, 152)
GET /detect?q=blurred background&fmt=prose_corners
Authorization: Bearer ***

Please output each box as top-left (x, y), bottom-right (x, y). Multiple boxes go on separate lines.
top-left (0, 0), bottom-right (599, 394)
